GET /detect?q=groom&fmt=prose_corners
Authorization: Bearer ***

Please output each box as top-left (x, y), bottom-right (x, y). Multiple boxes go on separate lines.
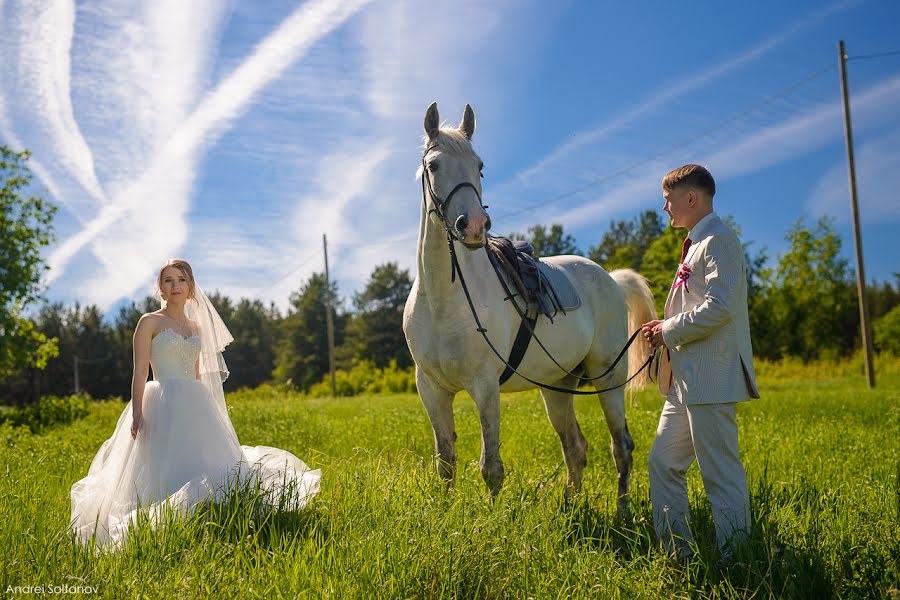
top-left (641, 164), bottom-right (759, 560)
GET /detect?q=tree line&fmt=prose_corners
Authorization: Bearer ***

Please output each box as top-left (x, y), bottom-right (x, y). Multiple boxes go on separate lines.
top-left (2, 145), bottom-right (899, 403)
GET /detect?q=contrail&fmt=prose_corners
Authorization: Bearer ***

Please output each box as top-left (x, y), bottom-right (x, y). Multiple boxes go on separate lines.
top-left (46, 0), bottom-right (375, 282)
top-left (2, 0), bottom-right (107, 206)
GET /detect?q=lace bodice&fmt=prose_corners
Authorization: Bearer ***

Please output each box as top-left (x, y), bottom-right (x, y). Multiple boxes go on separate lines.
top-left (151, 329), bottom-right (201, 381)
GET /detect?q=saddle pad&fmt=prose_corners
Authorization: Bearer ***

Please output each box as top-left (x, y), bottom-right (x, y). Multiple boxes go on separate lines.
top-left (537, 261), bottom-right (581, 312)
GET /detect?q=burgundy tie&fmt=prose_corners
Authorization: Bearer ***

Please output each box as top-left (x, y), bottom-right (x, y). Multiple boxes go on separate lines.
top-left (679, 237), bottom-right (692, 263)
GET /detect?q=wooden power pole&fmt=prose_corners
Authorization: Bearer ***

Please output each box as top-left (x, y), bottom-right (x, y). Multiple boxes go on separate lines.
top-left (838, 40), bottom-right (876, 389)
top-left (323, 234), bottom-right (337, 397)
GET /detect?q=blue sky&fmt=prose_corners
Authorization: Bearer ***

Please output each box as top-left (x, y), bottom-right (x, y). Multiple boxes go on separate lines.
top-left (1, 0), bottom-right (898, 312)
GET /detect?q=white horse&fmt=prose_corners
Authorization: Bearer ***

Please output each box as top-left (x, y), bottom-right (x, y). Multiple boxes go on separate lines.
top-left (403, 103), bottom-right (656, 506)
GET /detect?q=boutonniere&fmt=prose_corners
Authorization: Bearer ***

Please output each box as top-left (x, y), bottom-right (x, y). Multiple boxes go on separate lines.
top-left (672, 262), bottom-right (692, 293)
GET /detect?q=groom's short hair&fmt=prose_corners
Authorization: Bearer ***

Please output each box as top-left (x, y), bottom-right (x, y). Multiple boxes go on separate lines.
top-left (662, 164), bottom-right (716, 200)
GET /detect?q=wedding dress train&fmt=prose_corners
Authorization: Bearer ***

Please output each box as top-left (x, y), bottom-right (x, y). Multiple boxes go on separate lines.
top-left (70, 328), bottom-right (320, 545)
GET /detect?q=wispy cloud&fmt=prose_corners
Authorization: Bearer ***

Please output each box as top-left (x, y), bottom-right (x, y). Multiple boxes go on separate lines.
top-left (706, 74), bottom-right (900, 179)
top-left (243, 0), bottom-right (516, 306)
top-left (44, 0), bottom-right (375, 306)
top-left (0, 95), bottom-right (64, 203)
top-left (0, 0), bottom-right (105, 210)
top-left (809, 126), bottom-right (900, 224)
top-left (508, 0), bottom-right (857, 187)
top-left (525, 74), bottom-right (900, 233)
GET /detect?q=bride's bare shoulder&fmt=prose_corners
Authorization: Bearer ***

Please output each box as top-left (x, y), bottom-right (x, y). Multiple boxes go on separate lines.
top-left (136, 311), bottom-right (167, 333)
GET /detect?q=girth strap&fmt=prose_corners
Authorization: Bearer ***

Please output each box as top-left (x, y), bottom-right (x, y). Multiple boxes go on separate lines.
top-left (498, 314), bottom-right (538, 385)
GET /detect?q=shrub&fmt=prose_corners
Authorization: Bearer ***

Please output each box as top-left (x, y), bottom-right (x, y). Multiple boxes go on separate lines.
top-left (0, 393), bottom-right (91, 433)
top-left (308, 360), bottom-right (416, 397)
top-left (873, 305), bottom-right (900, 356)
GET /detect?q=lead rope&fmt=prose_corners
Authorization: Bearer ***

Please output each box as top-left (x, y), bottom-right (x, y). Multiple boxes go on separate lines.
top-left (447, 233), bottom-right (656, 395)
top-left (485, 243), bottom-right (642, 384)
top-left (420, 149), bottom-right (656, 395)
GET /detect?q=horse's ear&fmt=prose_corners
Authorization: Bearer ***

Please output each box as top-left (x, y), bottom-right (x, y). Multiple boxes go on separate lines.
top-left (459, 104), bottom-right (476, 139)
top-left (424, 102), bottom-right (440, 141)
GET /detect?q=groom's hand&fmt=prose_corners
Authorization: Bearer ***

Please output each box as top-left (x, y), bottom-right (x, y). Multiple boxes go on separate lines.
top-left (641, 319), bottom-right (666, 351)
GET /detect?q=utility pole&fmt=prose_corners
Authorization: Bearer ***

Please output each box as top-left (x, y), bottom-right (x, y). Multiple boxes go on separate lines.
top-left (838, 40), bottom-right (876, 389)
top-left (323, 234), bottom-right (337, 398)
top-left (74, 355), bottom-right (80, 394)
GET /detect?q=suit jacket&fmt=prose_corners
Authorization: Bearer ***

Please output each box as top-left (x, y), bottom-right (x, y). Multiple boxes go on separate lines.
top-left (656, 213), bottom-right (760, 404)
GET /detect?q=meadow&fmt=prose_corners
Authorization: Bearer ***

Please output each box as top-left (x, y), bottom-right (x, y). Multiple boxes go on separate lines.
top-left (1, 364), bottom-right (898, 599)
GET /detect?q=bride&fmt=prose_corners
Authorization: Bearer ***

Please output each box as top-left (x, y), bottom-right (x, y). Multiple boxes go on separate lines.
top-left (70, 259), bottom-right (320, 545)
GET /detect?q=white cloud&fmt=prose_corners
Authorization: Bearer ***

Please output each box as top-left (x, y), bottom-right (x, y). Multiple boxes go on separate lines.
top-left (809, 127), bottom-right (900, 224)
top-left (512, 74), bottom-right (900, 234)
top-left (705, 75), bottom-right (900, 180)
top-left (0, 0), bottom-right (105, 210)
top-left (508, 0), bottom-right (858, 187)
top-left (43, 0), bottom-right (375, 307)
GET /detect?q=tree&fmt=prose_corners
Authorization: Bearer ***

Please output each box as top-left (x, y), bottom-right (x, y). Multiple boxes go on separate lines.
top-left (0, 146), bottom-right (58, 378)
top-left (873, 305), bottom-right (900, 355)
top-left (763, 217), bottom-right (857, 360)
top-left (509, 223), bottom-right (581, 257)
top-left (636, 226), bottom-right (684, 315)
top-left (221, 298), bottom-right (281, 390)
top-left (588, 210), bottom-right (664, 271)
top-left (273, 273), bottom-right (345, 390)
top-left (108, 296), bottom-right (159, 394)
top-left (342, 263), bottom-right (413, 368)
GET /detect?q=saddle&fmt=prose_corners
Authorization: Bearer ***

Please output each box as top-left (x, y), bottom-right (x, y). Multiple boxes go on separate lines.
top-left (485, 236), bottom-right (583, 386)
top-left (486, 237), bottom-right (580, 322)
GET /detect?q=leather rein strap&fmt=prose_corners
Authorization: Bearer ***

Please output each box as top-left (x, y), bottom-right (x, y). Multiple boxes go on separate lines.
top-left (420, 147), bottom-right (655, 395)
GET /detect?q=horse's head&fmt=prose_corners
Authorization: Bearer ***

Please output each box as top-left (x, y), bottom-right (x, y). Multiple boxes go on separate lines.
top-left (420, 102), bottom-right (491, 250)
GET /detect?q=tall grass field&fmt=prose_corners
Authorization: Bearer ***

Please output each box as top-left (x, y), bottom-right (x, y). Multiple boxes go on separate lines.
top-left (2, 366), bottom-right (898, 598)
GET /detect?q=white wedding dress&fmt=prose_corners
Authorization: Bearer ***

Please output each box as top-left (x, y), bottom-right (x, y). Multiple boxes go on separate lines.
top-left (70, 328), bottom-right (321, 546)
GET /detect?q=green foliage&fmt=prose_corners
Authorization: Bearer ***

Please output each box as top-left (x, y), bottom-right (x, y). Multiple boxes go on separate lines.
top-left (636, 225), bottom-right (684, 315)
top-left (754, 351), bottom-right (900, 380)
top-left (1, 371), bottom-right (898, 597)
top-left (0, 392), bottom-right (90, 433)
top-left (760, 217), bottom-right (857, 360)
top-left (308, 359), bottom-right (416, 397)
top-left (588, 209), bottom-right (664, 271)
top-left (210, 294), bottom-right (282, 390)
top-left (0, 146), bottom-right (59, 377)
top-left (11, 301), bottom-right (146, 403)
top-left (273, 273), bottom-right (345, 390)
top-left (341, 263), bottom-right (413, 369)
top-left (509, 223), bottom-right (582, 257)
top-left (874, 305), bottom-right (900, 355)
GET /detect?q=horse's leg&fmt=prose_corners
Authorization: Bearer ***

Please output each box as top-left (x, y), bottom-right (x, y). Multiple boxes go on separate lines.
top-left (469, 378), bottom-right (505, 496)
top-left (539, 381), bottom-right (588, 496)
top-left (595, 386), bottom-right (634, 512)
top-left (416, 368), bottom-right (457, 484)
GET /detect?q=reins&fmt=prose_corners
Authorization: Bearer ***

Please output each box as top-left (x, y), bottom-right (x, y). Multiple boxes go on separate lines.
top-left (421, 146), bottom-right (656, 396)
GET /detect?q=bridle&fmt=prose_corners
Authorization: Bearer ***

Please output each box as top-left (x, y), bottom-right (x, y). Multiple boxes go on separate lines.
top-left (420, 143), bottom-right (490, 249)
top-left (418, 143), bottom-right (656, 395)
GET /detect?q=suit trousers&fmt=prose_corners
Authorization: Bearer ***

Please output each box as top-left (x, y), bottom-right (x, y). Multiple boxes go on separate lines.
top-left (648, 391), bottom-right (750, 555)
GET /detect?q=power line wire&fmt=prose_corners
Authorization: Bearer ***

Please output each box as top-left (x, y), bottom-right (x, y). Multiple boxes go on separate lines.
top-left (256, 250), bottom-right (322, 296)
top-left (490, 63), bottom-right (837, 220)
top-left (847, 48), bottom-right (900, 62)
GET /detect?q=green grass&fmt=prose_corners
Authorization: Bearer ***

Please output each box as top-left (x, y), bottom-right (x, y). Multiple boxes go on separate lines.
top-left (1, 371), bottom-right (899, 599)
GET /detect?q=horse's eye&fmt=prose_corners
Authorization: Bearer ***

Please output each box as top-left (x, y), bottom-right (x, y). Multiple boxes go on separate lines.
top-left (427, 161), bottom-right (439, 172)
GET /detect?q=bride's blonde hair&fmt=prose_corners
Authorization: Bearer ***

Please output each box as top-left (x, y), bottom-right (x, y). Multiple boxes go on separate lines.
top-left (156, 258), bottom-right (196, 300)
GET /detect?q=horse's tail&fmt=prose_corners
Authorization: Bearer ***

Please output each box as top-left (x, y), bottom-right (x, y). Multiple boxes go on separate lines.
top-left (610, 269), bottom-right (657, 388)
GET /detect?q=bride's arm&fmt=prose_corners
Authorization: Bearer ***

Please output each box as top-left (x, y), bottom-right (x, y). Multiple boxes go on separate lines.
top-left (130, 316), bottom-right (153, 439)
